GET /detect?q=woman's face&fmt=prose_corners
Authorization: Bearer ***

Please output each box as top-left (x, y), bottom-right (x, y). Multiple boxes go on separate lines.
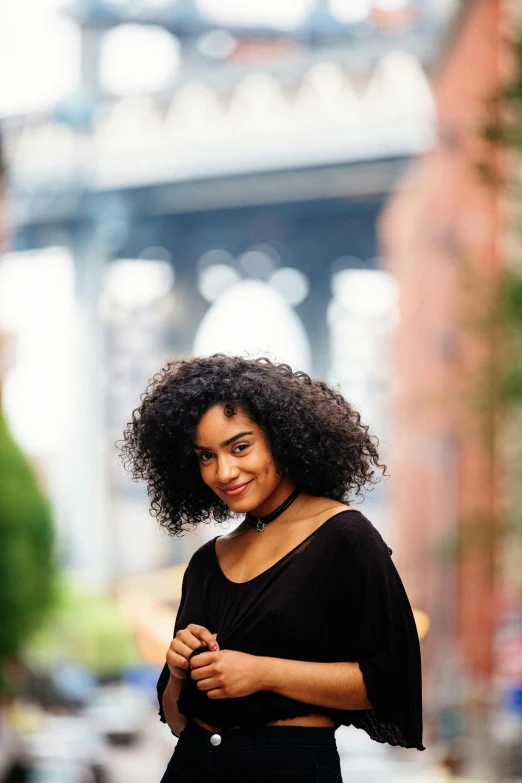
top-left (194, 403), bottom-right (294, 516)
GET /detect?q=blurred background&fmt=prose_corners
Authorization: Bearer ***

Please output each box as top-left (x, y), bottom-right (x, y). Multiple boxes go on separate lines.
top-left (1, 0), bottom-right (521, 780)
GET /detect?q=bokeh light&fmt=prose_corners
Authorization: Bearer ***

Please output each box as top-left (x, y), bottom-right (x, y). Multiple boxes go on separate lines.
top-left (104, 259), bottom-right (175, 309)
top-left (239, 250), bottom-right (276, 279)
top-left (331, 269), bottom-right (398, 317)
top-left (0, 3), bottom-right (79, 116)
top-left (196, 29), bottom-right (238, 59)
top-left (329, 0), bottom-right (372, 24)
top-left (195, 0), bottom-right (313, 30)
top-left (268, 267), bottom-right (310, 306)
top-left (197, 262), bottom-right (241, 302)
top-left (100, 25), bottom-right (181, 95)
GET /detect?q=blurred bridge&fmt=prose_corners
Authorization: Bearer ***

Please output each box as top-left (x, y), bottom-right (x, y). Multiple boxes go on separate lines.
top-left (1, 0), bottom-right (449, 582)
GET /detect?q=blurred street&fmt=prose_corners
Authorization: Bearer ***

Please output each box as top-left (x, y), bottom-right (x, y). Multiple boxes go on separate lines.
top-left (104, 717), bottom-right (457, 783)
top-left (104, 714), bottom-right (173, 783)
top-left (105, 715), bottom-right (441, 783)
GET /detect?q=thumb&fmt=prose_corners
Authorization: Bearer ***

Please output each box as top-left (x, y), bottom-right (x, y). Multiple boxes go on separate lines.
top-left (210, 633), bottom-right (219, 652)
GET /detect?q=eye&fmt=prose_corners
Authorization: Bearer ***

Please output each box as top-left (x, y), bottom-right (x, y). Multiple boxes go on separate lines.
top-left (198, 451), bottom-right (214, 463)
top-left (233, 443), bottom-right (249, 454)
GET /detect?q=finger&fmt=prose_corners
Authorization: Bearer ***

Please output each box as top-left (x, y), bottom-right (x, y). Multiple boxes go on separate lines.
top-left (170, 639), bottom-right (193, 660)
top-left (177, 633), bottom-right (210, 655)
top-left (196, 677), bottom-right (220, 692)
top-left (187, 624), bottom-right (219, 650)
top-left (207, 689), bottom-right (226, 699)
top-left (189, 652), bottom-right (215, 669)
top-left (210, 633), bottom-right (219, 652)
top-left (190, 663), bottom-right (216, 681)
top-left (177, 629), bottom-right (207, 651)
top-left (167, 651), bottom-right (190, 673)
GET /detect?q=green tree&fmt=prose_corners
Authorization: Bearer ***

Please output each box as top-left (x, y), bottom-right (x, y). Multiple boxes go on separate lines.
top-left (0, 406), bottom-right (55, 688)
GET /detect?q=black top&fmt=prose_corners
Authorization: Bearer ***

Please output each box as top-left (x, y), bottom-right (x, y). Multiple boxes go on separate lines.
top-left (157, 509), bottom-right (424, 750)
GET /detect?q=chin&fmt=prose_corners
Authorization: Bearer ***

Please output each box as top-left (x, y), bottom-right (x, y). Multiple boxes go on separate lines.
top-left (223, 495), bottom-right (264, 515)
top-left (225, 496), bottom-right (258, 513)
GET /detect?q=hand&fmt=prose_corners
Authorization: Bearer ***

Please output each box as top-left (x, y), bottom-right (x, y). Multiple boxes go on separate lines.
top-left (190, 649), bottom-right (262, 699)
top-left (166, 624), bottom-right (219, 680)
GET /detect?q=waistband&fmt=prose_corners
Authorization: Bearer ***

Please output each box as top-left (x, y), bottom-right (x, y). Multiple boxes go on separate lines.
top-left (183, 719), bottom-right (337, 749)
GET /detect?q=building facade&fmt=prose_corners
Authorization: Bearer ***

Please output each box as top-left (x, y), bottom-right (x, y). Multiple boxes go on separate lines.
top-left (380, 0), bottom-right (518, 771)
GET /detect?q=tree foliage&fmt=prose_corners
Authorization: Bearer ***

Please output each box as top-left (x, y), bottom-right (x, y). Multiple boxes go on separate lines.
top-left (0, 406), bottom-right (55, 683)
top-left (482, 33), bottom-right (522, 152)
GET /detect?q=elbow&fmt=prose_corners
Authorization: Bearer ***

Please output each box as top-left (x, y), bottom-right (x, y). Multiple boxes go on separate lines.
top-left (167, 715), bottom-right (187, 737)
top-left (355, 662), bottom-right (373, 710)
top-left (162, 697), bottom-right (187, 737)
top-left (351, 689), bottom-right (372, 711)
top-left (341, 691), bottom-right (372, 711)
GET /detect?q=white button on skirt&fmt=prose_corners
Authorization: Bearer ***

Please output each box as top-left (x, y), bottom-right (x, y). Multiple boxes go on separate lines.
top-left (210, 733), bottom-right (222, 746)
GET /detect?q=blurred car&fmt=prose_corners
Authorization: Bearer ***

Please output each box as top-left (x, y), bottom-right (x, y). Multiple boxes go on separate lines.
top-left (83, 684), bottom-right (150, 745)
top-left (17, 713), bottom-right (108, 783)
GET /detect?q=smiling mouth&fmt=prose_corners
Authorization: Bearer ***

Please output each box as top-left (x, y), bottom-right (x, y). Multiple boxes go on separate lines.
top-left (221, 480), bottom-right (253, 497)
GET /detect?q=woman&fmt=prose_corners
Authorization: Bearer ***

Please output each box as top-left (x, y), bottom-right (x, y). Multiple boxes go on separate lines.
top-left (121, 355), bottom-right (424, 782)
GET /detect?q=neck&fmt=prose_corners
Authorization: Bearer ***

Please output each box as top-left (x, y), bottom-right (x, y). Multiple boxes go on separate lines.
top-left (248, 480), bottom-right (296, 519)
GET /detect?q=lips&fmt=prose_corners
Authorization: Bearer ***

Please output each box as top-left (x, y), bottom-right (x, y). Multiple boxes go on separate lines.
top-left (222, 480), bottom-right (252, 497)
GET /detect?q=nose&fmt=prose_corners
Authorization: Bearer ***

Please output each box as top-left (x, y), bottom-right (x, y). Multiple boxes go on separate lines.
top-left (216, 454), bottom-right (240, 484)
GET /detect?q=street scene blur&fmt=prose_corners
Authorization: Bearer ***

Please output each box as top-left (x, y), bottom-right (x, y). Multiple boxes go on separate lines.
top-left (1, 0), bottom-right (522, 780)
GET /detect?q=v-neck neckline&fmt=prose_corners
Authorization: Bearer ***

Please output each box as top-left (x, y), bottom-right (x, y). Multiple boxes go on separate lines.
top-left (213, 509), bottom-right (358, 586)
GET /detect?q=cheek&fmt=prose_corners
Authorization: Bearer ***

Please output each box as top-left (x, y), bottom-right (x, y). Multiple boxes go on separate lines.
top-left (198, 463), bottom-right (214, 485)
top-left (260, 454), bottom-right (279, 480)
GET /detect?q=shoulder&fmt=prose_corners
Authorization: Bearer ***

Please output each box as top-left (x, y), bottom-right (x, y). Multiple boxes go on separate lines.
top-left (185, 536), bottom-right (217, 573)
top-left (323, 508), bottom-right (392, 556)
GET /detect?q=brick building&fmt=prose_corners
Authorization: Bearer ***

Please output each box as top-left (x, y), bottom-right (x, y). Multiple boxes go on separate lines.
top-left (379, 0), bottom-right (515, 765)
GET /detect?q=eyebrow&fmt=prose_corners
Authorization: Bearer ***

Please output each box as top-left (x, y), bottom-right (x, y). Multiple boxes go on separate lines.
top-left (194, 431), bottom-right (254, 451)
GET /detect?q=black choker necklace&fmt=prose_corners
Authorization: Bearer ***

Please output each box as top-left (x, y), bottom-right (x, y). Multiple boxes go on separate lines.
top-left (245, 488), bottom-right (300, 534)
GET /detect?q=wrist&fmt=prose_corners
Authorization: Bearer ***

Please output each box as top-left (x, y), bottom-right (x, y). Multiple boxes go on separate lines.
top-left (256, 655), bottom-right (281, 693)
top-left (164, 671), bottom-right (184, 704)
top-left (167, 669), bottom-right (187, 685)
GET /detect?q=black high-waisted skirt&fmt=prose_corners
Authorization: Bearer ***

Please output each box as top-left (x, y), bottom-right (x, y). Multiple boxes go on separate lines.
top-left (160, 720), bottom-right (343, 782)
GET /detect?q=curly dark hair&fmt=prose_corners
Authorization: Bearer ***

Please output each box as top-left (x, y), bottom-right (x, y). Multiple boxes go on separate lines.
top-left (119, 354), bottom-right (386, 535)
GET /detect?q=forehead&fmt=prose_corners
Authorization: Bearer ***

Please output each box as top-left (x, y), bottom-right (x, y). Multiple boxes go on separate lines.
top-left (195, 404), bottom-right (258, 441)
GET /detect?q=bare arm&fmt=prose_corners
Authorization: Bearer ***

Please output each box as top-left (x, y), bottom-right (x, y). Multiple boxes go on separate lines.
top-left (259, 657), bottom-right (372, 711)
top-left (190, 650), bottom-right (372, 711)
top-left (162, 623), bottom-right (219, 735)
top-left (162, 674), bottom-right (187, 737)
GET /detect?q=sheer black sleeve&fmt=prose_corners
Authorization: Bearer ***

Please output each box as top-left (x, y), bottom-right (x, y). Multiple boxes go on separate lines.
top-left (342, 524), bottom-right (425, 750)
top-left (156, 561), bottom-right (191, 726)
